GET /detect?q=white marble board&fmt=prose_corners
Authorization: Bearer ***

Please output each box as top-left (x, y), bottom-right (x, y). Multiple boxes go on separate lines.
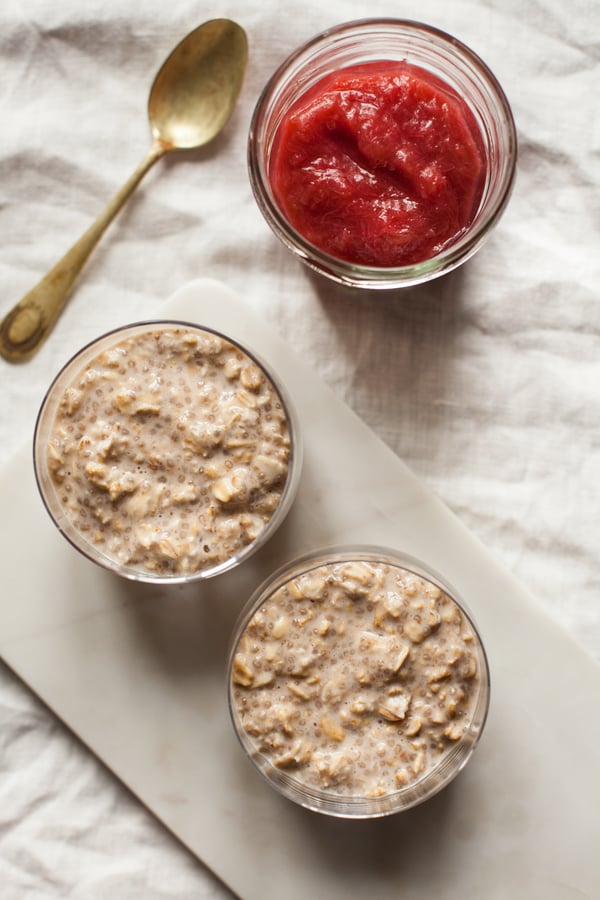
top-left (0, 279), bottom-right (598, 900)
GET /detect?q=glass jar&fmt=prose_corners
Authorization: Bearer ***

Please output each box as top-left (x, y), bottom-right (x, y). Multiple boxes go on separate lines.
top-left (33, 321), bottom-right (302, 585)
top-left (248, 18), bottom-right (517, 289)
top-left (228, 546), bottom-right (490, 817)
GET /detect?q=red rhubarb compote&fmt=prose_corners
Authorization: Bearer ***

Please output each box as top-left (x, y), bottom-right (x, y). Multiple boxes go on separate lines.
top-left (269, 61), bottom-right (486, 268)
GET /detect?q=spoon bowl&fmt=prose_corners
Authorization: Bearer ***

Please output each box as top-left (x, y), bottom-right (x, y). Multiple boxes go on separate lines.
top-left (0, 18), bottom-right (248, 363)
top-left (149, 18), bottom-right (247, 150)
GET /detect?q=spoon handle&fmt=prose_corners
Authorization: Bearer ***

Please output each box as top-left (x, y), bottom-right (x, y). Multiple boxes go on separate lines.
top-left (0, 141), bottom-right (167, 363)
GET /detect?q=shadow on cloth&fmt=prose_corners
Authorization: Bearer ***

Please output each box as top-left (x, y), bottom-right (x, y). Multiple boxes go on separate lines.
top-left (307, 265), bottom-right (471, 459)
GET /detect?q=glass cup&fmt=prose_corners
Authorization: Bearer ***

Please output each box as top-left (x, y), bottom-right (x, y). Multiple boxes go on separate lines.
top-left (33, 321), bottom-right (302, 584)
top-left (248, 18), bottom-right (517, 289)
top-left (228, 546), bottom-right (490, 818)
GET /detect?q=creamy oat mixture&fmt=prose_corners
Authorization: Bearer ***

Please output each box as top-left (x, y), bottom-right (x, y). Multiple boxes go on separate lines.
top-left (231, 559), bottom-right (482, 799)
top-left (46, 326), bottom-right (291, 575)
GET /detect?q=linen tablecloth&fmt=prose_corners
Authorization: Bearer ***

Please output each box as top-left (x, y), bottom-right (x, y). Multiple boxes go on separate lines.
top-left (1, 0), bottom-right (598, 896)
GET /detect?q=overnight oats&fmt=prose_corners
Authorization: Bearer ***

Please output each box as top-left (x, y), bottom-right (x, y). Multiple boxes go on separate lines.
top-left (33, 322), bottom-right (301, 583)
top-left (228, 548), bottom-right (490, 817)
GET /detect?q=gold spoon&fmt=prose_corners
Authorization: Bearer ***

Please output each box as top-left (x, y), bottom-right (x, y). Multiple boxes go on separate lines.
top-left (0, 18), bottom-right (248, 363)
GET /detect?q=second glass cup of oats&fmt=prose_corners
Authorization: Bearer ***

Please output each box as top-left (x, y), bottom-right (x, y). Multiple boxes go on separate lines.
top-left (228, 547), bottom-right (490, 818)
top-left (33, 321), bottom-right (302, 584)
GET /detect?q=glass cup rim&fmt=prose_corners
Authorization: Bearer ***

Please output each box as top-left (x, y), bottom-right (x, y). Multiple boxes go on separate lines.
top-left (248, 17), bottom-right (518, 289)
top-left (227, 544), bottom-right (491, 818)
top-left (33, 319), bottom-right (302, 585)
